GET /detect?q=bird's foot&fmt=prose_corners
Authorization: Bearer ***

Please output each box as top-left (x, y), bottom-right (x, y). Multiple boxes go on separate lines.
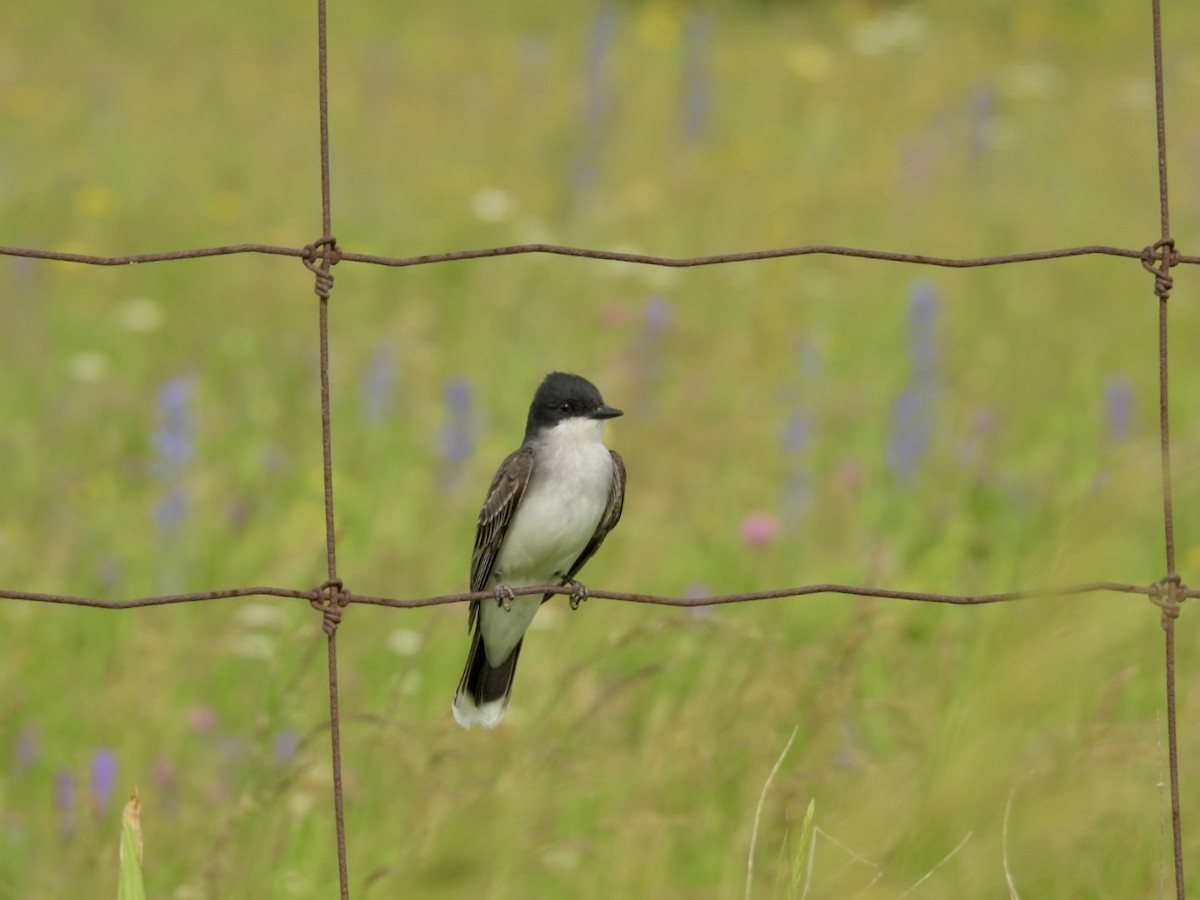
top-left (566, 579), bottom-right (589, 610)
top-left (494, 584), bottom-right (515, 612)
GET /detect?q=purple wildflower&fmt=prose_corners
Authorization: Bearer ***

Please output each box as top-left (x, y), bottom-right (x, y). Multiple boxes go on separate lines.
top-left (55, 768), bottom-right (75, 836)
top-left (570, 4), bottom-right (616, 205)
top-left (682, 11), bottom-right (711, 143)
top-left (90, 749), bottom-right (117, 813)
top-left (153, 378), bottom-right (193, 471)
top-left (361, 346), bottom-right (396, 426)
top-left (155, 487), bottom-right (187, 531)
top-left (153, 376), bottom-right (194, 532)
top-left (97, 555), bottom-right (123, 594)
top-left (888, 388), bottom-right (931, 481)
top-left (272, 729), bottom-right (300, 766)
top-left (1104, 376), bottom-right (1133, 442)
top-left (583, 5), bottom-right (615, 126)
top-left (968, 81), bottom-right (998, 162)
top-left (13, 727), bottom-right (39, 770)
top-left (907, 282), bottom-right (939, 377)
top-left (645, 296), bottom-right (672, 331)
top-left (887, 283), bottom-right (940, 482)
top-left (635, 297), bottom-right (672, 409)
top-left (782, 416), bottom-right (812, 454)
top-left (439, 377), bottom-right (476, 489)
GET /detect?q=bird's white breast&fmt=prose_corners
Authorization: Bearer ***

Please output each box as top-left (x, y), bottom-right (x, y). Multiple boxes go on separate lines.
top-left (494, 417), bottom-right (614, 584)
top-left (480, 417), bottom-right (615, 666)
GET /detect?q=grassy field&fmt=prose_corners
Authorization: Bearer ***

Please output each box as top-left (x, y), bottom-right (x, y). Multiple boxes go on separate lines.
top-left (2, 0), bottom-right (1200, 896)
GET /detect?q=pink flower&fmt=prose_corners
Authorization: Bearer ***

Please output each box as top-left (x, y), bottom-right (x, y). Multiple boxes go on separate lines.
top-left (739, 512), bottom-right (779, 548)
top-left (188, 705), bottom-right (218, 735)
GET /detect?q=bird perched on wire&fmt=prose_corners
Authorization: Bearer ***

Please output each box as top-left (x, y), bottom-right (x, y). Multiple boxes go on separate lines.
top-left (452, 372), bottom-right (626, 728)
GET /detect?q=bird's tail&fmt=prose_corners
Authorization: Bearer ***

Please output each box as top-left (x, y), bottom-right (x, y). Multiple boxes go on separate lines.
top-left (452, 626), bottom-right (523, 729)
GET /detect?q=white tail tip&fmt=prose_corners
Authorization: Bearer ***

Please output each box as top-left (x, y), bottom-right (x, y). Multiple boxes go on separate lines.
top-left (452, 693), bottom-right (508, 729)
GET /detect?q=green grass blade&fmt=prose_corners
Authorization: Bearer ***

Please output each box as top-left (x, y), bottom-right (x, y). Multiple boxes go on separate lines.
top-left (117, 788), bottom-right (145, 900)
top-left (791, 799), bottom-right (816, 899)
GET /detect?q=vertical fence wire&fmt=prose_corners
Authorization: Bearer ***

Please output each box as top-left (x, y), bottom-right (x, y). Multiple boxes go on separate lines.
top-left (310, 0), bottom-right (350, 896)
top-left (1148, 0), bottom-right (1185, 895)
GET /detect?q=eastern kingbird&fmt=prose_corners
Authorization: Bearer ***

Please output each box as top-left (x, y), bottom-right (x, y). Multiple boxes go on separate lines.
top-left (452, 372), bottom-right (626, 728)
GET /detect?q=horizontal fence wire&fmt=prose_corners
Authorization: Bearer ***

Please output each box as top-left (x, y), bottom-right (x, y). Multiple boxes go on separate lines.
top-left (2, 240), bottom-right (1199, 269)
top-left (0, 0), bottom-right (1190, 897)
top-left (4, 581), bottom-right (1200, 611)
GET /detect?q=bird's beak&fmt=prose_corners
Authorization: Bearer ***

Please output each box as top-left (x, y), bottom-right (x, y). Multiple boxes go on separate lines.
top-left (591, 404), bottom-right (623, 420)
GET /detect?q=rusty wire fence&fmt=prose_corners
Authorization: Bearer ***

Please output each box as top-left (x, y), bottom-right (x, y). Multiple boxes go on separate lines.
top-left (0, 0), bottom-right (1195, 897)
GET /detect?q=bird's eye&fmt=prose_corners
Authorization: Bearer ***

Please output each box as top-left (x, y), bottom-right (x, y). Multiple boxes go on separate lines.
top-left (558, 401), bottom-right (573, 413)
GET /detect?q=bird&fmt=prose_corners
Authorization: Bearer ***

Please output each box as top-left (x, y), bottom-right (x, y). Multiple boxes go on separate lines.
top-left (452, 372), bottom-right (626, 729)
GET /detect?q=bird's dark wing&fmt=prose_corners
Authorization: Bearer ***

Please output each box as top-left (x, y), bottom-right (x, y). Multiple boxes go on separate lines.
top-left (468, 445), bottom-right (536, 630)
top-left (563, 449), bottom-right (626, 584)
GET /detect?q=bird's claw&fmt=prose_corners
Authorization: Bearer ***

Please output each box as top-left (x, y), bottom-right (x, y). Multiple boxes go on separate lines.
top-left (567, 579), bottom-right (589, 610)
top-left (494, 584), bottom-right (515, 612)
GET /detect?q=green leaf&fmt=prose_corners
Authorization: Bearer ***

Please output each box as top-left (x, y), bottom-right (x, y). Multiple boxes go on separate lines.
top-left (117, 788), bottom-right (146, 900)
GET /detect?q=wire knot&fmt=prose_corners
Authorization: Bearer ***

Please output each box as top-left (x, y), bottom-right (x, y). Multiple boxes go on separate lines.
top-left (1149, 574), bottom-right (1186, 629)
top-left (1140, 238), bottom-right (1178, 299)
top-left (310, 578), bottom-right (350, 636)
top-left (303, 237), bottom-right (341, 300)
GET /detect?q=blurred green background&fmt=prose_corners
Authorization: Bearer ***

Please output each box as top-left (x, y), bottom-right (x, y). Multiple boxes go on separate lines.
top-left (2, 0), bottom-right (1200, 896)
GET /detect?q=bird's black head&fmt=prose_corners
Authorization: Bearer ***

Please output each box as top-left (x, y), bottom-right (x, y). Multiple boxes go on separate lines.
top-left (524, 372), bottom-right (622, 439)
